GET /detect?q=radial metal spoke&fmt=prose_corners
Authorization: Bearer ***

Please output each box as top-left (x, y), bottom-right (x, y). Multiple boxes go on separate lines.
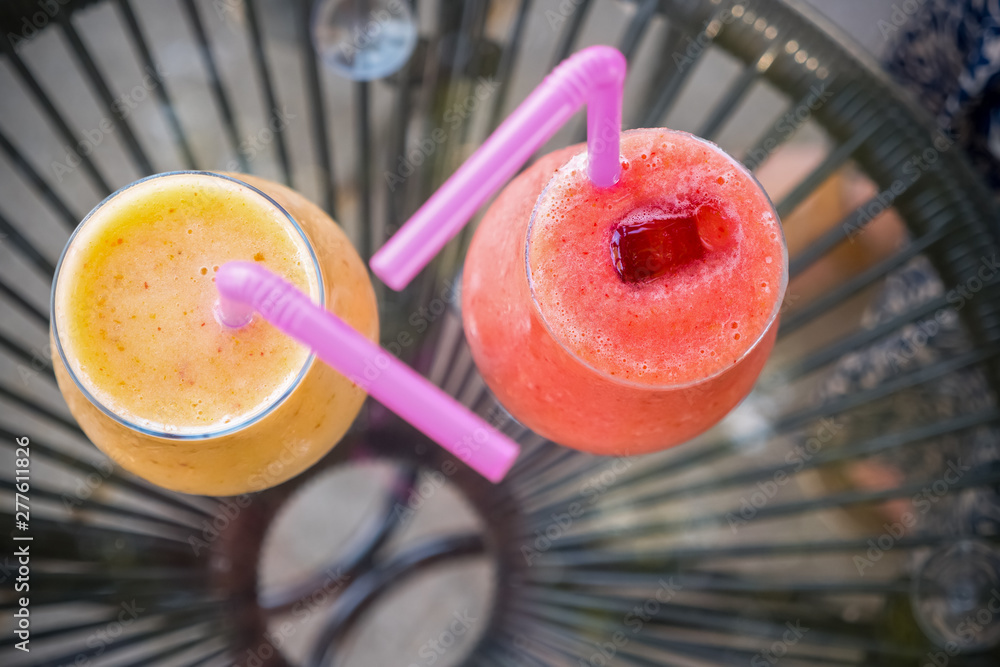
top-left (535, 533), bottom-right (1000, 568)
top-left (478, 638), bottom-right (550, 667)
top-left (427, 311), bottom-right (467, 385)
top-left (116, 0), bottom-right (198, 170)
top-left (507, 610), bottom-right (661, 666)
top-left (488, 0), bottom-right (533, 132)
top-left (26, 569), bottom-right (208, 587)
top-left (698, 46), bottom-right (776, 141)
top-left (298, 0), bottom-right (337, 217)
top-left (779, 224), bottom-right (948, 336)
top-left (244, 0), bottom-right (291, 186)
top-left (492, 625), bottom-right (566, 666)
top-left (0, 382), bottom-right (84, 434)
top-left (511, 449), bottom-right (596, 496)
top-left (521, 568), bottom-right (914, 596)
top-left (30, 615), bottom-right (219, 667)
top-left (748, 347), bottom-right (999, 450)
top-left (618, 0), bottom-right (660, 61)
top-left (530, 409), bottom-right (998, 523)
top-left (116, 633), bottom-right (224, 667)
top-left (442, 341), bottom-right (476, 398)
top-left (0, 426), bottom-right (219, 519)
top-left (641, 12), bottom-right (722, 127)
top-left (5, 514), bottom-right (198, 556)
top-left (775, 116), bottom-right (882, 219)
top-left (742, 80), bottom-right (843, 171)
top-left (0, 330), bottom-right (49, 374)
top-left (0, 129), bottom-right (78, 230)
top-left (779, 292), bottom-right (950, 380)
top-left (58, 13), bottom-right (154, 174)
top-left (459, 368), bottom-right (491, 408)
top-left (506, 438), bottom-right (568, 479)
top-left (0, 209), bottom-right (59, 278)
top-left (180, 0), bottom-right (249, 172)
top-left (0, 576), bottom-right (218, 608)
top-left (510, 599), bottom-right (844, 667)
top-left (513, 457), bottom-right (620, 512)
top-left (0, 280), bottom-right (48, 326)
top-left (502, 620), bottom-right (605, 666)
top-left (449, 0), bottom-right (485, 80)
top-left (0, 599), bottom-right (224, 649)
top-left (543, 462), bottom-right (1000, 550)
top-left (511, 604), bottom-right (856, 666)
top-left (515, 589), bottom-right (923, 659)
top-left (384, 57), bottom-right (414, 243)
top-left (185, 644), bottom-right (234, 667)
top-left (504, 419), bottom-right (533, 441)
top-left (549, 0), bottom-right (593, 70)
top-left (515, 436), bottom-right (738, 510)
top-left (0, 480), bottom-right (200, 535)
top-left (789, 188), bottom-right (905, 278)
top-left (1, 35), bottom-right (112, 194)
top-left (356, 80), bottom-right (373, 258)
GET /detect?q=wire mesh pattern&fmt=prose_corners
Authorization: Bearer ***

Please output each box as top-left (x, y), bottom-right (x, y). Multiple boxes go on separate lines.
top-left (1, 0), bottom-right (1000, 665)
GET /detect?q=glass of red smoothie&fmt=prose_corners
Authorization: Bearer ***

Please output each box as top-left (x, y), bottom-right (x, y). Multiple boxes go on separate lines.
top-left (462, 128), bottom-right (787, 455)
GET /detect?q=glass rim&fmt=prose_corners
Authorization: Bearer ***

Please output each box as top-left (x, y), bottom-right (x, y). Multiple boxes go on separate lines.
top-left (524, 128), bottom-right (789, 391)
top-left (51, 170), bottom-right (324, 441)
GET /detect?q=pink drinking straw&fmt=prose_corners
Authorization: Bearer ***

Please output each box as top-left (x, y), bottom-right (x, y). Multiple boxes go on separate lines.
top-left (370, 45), bottom-right (627, 290)
top-left (214, 261), bottom-right (520, 483)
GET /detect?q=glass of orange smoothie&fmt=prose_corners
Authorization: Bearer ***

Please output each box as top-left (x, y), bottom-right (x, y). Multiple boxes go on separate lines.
top-left (462, 128), bottom-right (787, 455)
top-left (51, 172), bottom-right (378, 496)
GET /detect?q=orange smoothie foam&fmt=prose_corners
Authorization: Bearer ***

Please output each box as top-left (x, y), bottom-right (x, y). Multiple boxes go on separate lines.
top-left (527, 129), bottom-right (785, 387)
top-left (54, 173), bottom-right (319, 435)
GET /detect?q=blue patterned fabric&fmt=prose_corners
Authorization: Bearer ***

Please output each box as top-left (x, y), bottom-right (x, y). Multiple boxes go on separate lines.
top-left (883, 0), bottom-right (1000, 189)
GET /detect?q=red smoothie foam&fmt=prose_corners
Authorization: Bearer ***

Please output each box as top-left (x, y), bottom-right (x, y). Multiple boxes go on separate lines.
top-left (527, 129), bottom-right (784, 387)
top-left (463, 128), bottom-right (786, 454)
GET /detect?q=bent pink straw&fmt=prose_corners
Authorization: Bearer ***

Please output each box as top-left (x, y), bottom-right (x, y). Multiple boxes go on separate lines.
top-left (370, 45), bottom-right (627, 290)
top-left (215, 261), bottom-right (520, 483)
